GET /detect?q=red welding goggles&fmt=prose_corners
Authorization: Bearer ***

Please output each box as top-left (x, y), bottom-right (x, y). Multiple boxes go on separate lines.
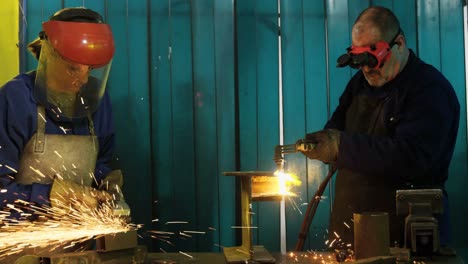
top-left (336, 30), bottom-right (401, 69)
top-left (41, 20), bottom-right (115, 68)
top-left (336, 41), bottom-right (391, 69)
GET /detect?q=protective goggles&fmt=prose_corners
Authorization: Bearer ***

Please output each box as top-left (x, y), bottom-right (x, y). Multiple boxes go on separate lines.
top-left (336, 30), bottom-right (400, 69)
top-left (41, 20), bottom-right (115, 68)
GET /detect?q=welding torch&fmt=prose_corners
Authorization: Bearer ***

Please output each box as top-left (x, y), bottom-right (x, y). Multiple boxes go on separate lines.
top-left (275, 139), bottom-right (337, 252)
top-left (274, 138), bottom-right (316, 172)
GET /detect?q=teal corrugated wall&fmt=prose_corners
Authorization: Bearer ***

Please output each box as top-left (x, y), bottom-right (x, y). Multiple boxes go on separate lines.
top-left (21, 0), bottom-right (467, 260)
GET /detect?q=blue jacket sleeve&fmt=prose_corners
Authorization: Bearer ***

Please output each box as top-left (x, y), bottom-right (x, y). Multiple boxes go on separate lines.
top-left (92, 91), bottom-right (116, 183)
top-left (0, 77), bottom-right (52, 209)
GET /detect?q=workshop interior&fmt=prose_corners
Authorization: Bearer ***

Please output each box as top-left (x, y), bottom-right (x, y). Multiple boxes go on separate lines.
top-left (1, 0), bottom-right (468, 263)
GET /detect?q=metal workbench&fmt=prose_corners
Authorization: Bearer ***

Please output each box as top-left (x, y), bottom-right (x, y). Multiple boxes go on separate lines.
top-left (147, 251), bottom-right (464, 264)
top-left (7, 248), bottom-right (465, 263)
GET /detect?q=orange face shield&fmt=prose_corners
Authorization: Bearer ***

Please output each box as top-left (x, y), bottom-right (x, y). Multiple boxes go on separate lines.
top-left (41, 20), bottom-right (115, 68)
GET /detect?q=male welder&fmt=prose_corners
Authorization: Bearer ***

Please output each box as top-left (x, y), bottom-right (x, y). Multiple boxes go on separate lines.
top-left (298, 6), bottom-right (459, 250)
top-left (0, 7), bottom-right (129, 220)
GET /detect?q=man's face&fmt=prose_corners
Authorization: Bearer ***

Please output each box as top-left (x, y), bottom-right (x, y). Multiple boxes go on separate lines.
top-left (351, 23), bottom-right (404, 87)
top-left (46, 44), bottom-right (91, 94)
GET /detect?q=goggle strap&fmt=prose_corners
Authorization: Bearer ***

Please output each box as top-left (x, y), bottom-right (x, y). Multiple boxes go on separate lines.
top-left (388, 28), bottom-right (401, 47)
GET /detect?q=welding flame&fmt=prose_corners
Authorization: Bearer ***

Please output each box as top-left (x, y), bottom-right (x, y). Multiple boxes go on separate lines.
top-left (274, 170), bottom-right (301, 196)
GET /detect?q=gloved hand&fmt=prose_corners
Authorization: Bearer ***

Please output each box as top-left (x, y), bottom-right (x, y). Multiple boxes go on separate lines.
top-left (299, 129), bottom-right (341, 164)
top-left (50, 177), bottom-right (112, 211)
top-left (99, 170), bottom-right (124, 201)
top-left (99, 170), bottom-right (131, 217)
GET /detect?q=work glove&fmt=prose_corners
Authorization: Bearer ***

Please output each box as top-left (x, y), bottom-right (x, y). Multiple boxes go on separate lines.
top-left (99, 170), bottom-right (124, 200)
top-left (50, 177), bottom-right (112, 212)
top-left (298, 129), bottom-right (341, 164)
top-left (99, 170), bottom-right (131, 218)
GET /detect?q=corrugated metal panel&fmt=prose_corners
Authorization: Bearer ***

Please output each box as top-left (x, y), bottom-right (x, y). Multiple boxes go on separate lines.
top-left (255, 0), bottom-right (281, 250)
top-left (439, 0), bottom-right (468, 259)
top-left (214, 0), bottom-right (236, 250)
top-left (19, 0), bottom-right (467, 257)
top-left (281, 0), bottom-right (307, 251)
top-left (302, 0), bottom-right (330, 250)
top-left (192, 0), bottom-right (219, 251)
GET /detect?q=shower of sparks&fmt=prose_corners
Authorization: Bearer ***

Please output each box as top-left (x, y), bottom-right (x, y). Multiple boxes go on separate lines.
top-left (183, 230), bottom-right (206, 234)
top-left (38, 113), bottom-right (47, 123)
top-left (54, 150), bottom-right (63, 158)
top-left (29, 166), bottom-right (46, 178)
top-left (274, 170), bottom-right (301, 196)
top-left (287, 195), bottom-right (303, 215)
top-left (286, 251), bottom-right (338, 264)
top-left (0, 198), bottom-right (135, 260)
top-left (178, 251), bottom-right (193, 258)
top-left (179, 232), bottom-right (192, 238)
top-left (59, 126), bottom-right (67, 134)
top-left (4, 165), bottom-right (17, 173)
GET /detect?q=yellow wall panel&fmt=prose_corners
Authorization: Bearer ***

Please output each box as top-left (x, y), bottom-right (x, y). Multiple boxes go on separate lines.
top-left (0, 0), bottom-right (19, 86)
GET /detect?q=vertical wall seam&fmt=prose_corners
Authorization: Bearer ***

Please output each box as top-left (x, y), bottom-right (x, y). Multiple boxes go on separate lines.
top-left (254, 1), bottom-right (260, 243)
top-left (41, 0), bottom-right (44, 22)
top-left (146, 0), bottom-right (156, 247)
top-left (104, 0), bottom-right (108, 24)
top-left (212, 0), bottom-right (221, 250)
top-left (438, 0), bottom-right (442, 72)
top-left (323, 0), bottom-right (334, 213)
top-left (188, 0), bottom-right (199, 251)
top-left (232, 0), bottom-right (242, 247)
top-left (254, 3), bottom-right (260, 173)
top-left (415, 1), bottom-right (420, 56)
top-left (168, 0), bottom-right (176, 224)
top-left (299, 0), bottom-right (309, 248)
top-left (19, 0), bottom-right (26, 73)
top-left (125, 0), bottom-right (131, 135)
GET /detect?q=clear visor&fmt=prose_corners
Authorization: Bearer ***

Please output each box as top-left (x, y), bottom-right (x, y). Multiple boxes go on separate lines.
top-left (34, 41), bottom-right (111, 118)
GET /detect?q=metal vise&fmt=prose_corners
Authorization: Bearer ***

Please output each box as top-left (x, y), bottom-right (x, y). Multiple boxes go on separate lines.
top-left (396, 189), bottom-right (443, 257)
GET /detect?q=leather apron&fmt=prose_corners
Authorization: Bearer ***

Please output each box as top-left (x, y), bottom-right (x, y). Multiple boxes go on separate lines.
top-left (16, 105), bottom-right (98, 187)
top-left (9, 105), bottom-right (99, 262)
top-left (329, 90), bottom-right (406, 248)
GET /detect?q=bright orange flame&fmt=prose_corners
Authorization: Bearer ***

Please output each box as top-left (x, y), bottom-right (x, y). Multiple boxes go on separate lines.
top-left (274, 170), bottom-right (301, 196)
